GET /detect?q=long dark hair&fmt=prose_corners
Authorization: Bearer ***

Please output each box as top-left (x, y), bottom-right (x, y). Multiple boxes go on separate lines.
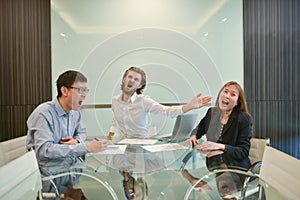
top-left (215, 81), bottom-right (249, 114)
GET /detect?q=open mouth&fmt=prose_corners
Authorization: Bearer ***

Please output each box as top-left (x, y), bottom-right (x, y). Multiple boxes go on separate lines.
top-left (221, 100), bottom-right (229, 105)
top-left (127, 84), bottom-right (133, 88)
top-left (79, 101), bottom-right (83, 105)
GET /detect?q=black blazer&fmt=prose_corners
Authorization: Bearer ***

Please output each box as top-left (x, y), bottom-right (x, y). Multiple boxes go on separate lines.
top-left (194, 105), bottom-right (252, 170)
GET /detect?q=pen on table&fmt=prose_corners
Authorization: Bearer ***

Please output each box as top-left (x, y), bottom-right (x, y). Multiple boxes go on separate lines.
top-left (95, 167), bottom-right (100, 172)
top-left (95, 137), bottom-right (114, 144)
top-left (94, 137), bottom-right (117, 149)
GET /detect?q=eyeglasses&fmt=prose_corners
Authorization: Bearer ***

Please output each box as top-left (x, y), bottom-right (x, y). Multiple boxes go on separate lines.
top-left (68, 86), bottom-right (90, 94)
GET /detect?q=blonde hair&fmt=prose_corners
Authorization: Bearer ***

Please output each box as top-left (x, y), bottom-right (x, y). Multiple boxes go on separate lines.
top-left (121, 66), bottom-right (146, 94)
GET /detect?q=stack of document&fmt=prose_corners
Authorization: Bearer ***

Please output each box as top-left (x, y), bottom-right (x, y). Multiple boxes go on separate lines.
top-left (94, 145), bottom-right (127, 155)
top-left (141, 143), bottom-right (188, 152)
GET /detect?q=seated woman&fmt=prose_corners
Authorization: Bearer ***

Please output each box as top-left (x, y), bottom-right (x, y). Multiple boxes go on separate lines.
top-left (187, 81), bottom-right (252, 171)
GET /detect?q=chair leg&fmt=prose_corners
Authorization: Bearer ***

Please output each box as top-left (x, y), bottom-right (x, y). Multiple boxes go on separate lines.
top-left (49, 179), bottom-right (60, 197)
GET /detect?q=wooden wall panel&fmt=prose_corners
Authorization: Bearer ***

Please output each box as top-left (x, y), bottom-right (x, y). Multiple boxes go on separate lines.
top-left (0, 0), bottom-right (51, 141)
top-left (244, 0), bottom-right (300, 158)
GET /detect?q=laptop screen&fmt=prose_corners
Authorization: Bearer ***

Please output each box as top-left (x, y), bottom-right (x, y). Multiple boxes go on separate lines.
top-left (170, 114), bottom-right (198, 143)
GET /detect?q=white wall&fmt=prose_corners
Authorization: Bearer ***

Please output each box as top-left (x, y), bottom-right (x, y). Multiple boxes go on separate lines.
top-left (50, 0), bottom-right (244, 137)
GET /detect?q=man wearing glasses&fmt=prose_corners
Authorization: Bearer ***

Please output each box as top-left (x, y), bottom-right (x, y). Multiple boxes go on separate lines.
top-left (26, 70), bottom-right (108, 194)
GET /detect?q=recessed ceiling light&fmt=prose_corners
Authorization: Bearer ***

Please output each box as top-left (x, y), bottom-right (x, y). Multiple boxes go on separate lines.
top-left (221, 18), bottom-right (227, 22)
top-left (60, 33), bottom-right (67, 37)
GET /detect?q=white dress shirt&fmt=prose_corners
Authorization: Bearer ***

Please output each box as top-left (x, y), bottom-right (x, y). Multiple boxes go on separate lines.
top-left (110, 92), bottom-right (183, 138)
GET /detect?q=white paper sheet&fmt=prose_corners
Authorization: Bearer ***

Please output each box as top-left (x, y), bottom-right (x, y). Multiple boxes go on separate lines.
top-left (93, 145), bottom-right (127, 155)
top-left (141, 143), bottom-right (188, 152)
top-left (117, 138), bottom-right (158, 145)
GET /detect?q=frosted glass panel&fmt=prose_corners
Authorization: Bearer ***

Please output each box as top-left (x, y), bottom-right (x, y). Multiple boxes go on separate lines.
top-left (51, 0), bottom-right (243, 136)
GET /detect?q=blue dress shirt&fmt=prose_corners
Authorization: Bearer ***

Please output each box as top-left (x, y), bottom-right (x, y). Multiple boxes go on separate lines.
top-left (26, 98), bottom-right (88, 175)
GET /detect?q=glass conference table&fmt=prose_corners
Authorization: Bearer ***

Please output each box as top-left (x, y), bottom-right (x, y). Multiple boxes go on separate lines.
top-left (40, 139), bottom-right (280, 200)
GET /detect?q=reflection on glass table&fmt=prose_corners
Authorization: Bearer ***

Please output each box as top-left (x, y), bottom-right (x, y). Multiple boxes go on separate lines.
top-left (84, 141), bottom-right (283, 200)
top-left (179, 149), bottom-right (263, 200)
top-left (87, 141), bottom-right (195, 199)
top-left (182, 167), bottom-right (288, 200)
top-left (40, 156), bottom-right (117, 200)
top-left (180, 147), bottom-right (288, 200)
top-left (183, 168), bottom-right (251, 200)
top-left (120, 171), bottom-right (148, 200)
top-left (43, 139), bottom-right (288, 200)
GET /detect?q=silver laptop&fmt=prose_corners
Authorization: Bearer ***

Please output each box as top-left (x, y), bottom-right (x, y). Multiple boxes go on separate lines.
top-left (158, 114), bottom-right (198, 143)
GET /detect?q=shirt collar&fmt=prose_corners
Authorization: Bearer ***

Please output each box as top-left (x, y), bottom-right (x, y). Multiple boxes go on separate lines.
top-left (130, 92), bottom-right (137, 103)
top-left (53, 98), bottom-right (68, 117)
top-left (118, 92), bottom-right (138, 103)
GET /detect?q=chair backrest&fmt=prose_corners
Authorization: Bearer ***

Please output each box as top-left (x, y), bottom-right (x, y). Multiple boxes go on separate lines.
top-left (0, 150), bottom-right (42, 200)
top-left (0, 136), bottom-right (27, 167)
top-left (260, 146), bottom-right (300, 200)
top-left (248, 138), bottom-right (269, 165)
